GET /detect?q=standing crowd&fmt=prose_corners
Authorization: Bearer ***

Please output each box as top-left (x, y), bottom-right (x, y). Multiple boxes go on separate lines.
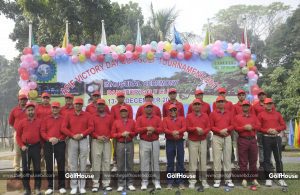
top-left (9, 87), bottom-right (287, 195)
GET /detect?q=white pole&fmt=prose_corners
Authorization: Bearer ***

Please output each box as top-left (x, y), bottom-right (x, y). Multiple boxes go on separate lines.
top-left (28, 21), bottom-right (32, 47)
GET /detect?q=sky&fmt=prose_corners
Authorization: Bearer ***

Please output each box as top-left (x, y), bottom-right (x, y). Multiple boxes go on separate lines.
top-left (0, 0), bottom-right (298, 60)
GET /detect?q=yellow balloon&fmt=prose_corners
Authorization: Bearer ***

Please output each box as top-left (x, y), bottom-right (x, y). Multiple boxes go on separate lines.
top-left (28, 90), bottom-right (38, 99)
top-left (79, 54), bottom-right (86, 62)
top-left (42, 54), bottom-right (50, 62)
top-left (247, 60), bottom-right (255, 68)
top-left (146, 52), bottom-right (154, 60)
top-left (164, 42), bottom-right (172, 52)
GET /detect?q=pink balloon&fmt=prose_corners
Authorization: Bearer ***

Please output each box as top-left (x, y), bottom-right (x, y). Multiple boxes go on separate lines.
top-left (236, 52), bottom-right (244, 61)
top-left (247, 71), bottom-right (255, 79)
top-left (212, 47), bottom-right (219, 55)
top-left (103, 46), bottom-right (110, 54)
top-left (239, 60), bottom-right (246, 67)
top-left (126, 44), bottom-right (134, 52)
top-left (157, 42), bottom-right (164, 51)
top-left (48, 49), bottom-right (55, 57)
top-left (217, 50), bottom-right (225, 57)
top-left (80, 45), bottom-right (86, 54)
top-left (125, 51), bottom-right (133, 59)
top-left (90, 53), bottom-right (97, 61)
top-left (240, 43), bottom-right (246, 51)
top-left (214, 40), bottom-right (222, 46)
top-left (163, 52), bottom-right (170, 60)
top-left (177, 52), bottom-right (184, 60)
top-left (112, 52), bottom-right (118, 60)
top-left (253, 74), bottom-right (258, 80)
top-left (28, 81), bottom-right (37, 90)
top-left (71, 55), bottom-right (79, 63)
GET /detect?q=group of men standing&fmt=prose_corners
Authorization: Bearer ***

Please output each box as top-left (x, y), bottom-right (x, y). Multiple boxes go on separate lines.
top-left (9, 87), bottom-right (287, 194)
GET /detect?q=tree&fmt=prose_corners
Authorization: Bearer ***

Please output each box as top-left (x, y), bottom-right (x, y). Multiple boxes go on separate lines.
top-left (149, 3), bottom-right (179, 41)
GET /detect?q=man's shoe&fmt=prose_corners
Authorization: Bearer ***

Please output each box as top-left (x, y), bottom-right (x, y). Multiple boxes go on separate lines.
top-left (128, 185), bottom-right (136, 191)
top-left (45, 189), bottom-right (53, 195)
top-left (188, 183), bottom-right (195, 189)
top-left (111, 165), bottom-right (117, 172)
top-left (213, 180), bottom-right (221, 188)
top-left (103, 186), bottom-right (112, 191)
top-left (59, 188), bottom-right (66, 194)
top-left (265, 180), bottom-right (272, 187)
top-left (154, 182), bottom-right (161, 190)
top-left (70, 188), bottom-right (77, 194)
top-left (79, 188), bottom-right (86, 194)
top-left (242, 179), bottom-right (247, 188)
top-left (23, 190), bottom-right (31, 195)
top-left (166, 184), bottom-right (173, 190)
top-left (141, 183), bottom-right (147, 190)
top-left (278, 180), bottom-right (288, 187)
top-left (252, 179), bottom-right (260, 187)
top-left (117, 186), bottom-right (124, 192)
top-left (178, 184), bottom-right (185, 190)
top-left (225, 180), bottom-right (235, 187)
top-left (91, 187), bottom-right (98, 192)
top-left (202, 180), bottom-right (210, 189)
top-left (35, 189), bottom-right (41, 195)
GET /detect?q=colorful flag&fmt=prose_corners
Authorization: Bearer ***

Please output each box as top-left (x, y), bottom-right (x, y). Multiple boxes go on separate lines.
top-left (101, 20), bottom-right (107, 46)
top-left (62, 33), bottom-right (67, 48)
top-left (294, 119), bottom-right (299, 148)
top-left (203, 30), bottom-right (210, 46)
top-left (288, 120), bottom-right (294, 146)
top-left (135, 19), bottom-right (142, 46)
top-left (174, 27), bottom-right (183, 44)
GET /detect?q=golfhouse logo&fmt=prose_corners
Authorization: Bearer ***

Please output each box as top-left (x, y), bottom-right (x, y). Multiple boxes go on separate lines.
top-left (269, 173), bottom-right (299, 179)
top-left (167, 173), bottom-right (196, 179)
top-left (65, 172), bottom-right (94, 179)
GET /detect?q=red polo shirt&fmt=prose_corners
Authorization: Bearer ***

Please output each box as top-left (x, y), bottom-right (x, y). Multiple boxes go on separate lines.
top-left (212, 100), bottom-right (234, 113)
top-left (61, 111), bottom-right (94, 137)
top-left (233, 102), bottom-right (255, 116)
top-left (136, 104), bottom-right (162, 119)
top-left (163, 116), bottom-right (186, 140)
top-left (186, 112), bottom-right (210, 141)
top-left (9, 105), bottom-right (27, 129)
top-left (41, 115), bottom-right (66, 141)
top-left (111, 119), bottom-right (136, 142)
top-left (111, 103), bottom-right (133, 120)
top-left (85, 103), bottom-right (110, 115)
top-left (209, 109), bottom-right (234, 137)
top-left (234, 113), bottom-right (260, 137)
top-left (60, 104), bottom-right (74, 116)
top-left (136, 115), bottom-right (163, 141)
top-left (257, 110), bottom-right (286, 134)
top-left (187, 101), bottom-right (211, 115)
top-left (91, 113), bottom-right (113, 139)
top-left (36, 104), bottom-right (52, 119)
top-left (162, 100), bottom-right (185, 118)
top-left (16, 117), bottom-right (42, 147)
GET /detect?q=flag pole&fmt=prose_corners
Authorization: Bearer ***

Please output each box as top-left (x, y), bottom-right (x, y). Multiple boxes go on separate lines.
top-left (101, 20), bottom-right (107, 46)
top-left (66, 20), bottom-right (69, 46)
top-left (243, 15), bottom-right (248, 48)
top-left (207, 18), bottom-right (211, 45)
top-left (28, 21), bottom-right (32, 47)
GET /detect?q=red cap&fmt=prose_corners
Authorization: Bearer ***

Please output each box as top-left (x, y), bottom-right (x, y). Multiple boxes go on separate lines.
top-left (18, 94), bottom-right (28, 100)
top-left (192, 99), bottom-right (202, 104)
top-left (237, 89), bottom-right (246, 95)
top-left (97, 99), bottom-right (106, 104)
top-left (168, 104), bottom-right (177, 110)
top-left (64, 93), bottom-right (74, 98)
top-left (120, 106), bottom-right (128, 111)
top-left (257, 90), bottom-right (266, 95)
top-left (116, 92), bottom-right (125, 97)
top-left (25, 102), bottom-right (36, 109)
top-left (42, 92), bottom-right (51, 98)
top-left (144, 93), bottom-right (153, 97)
top-left (74, 98), bottom-right (84, 104)
top-left (51, 102), bottom-right (61, 108)
top-left (264, 98), bottom-right (273, 104)
top-left (92, 91), bottom-right (100, 96)
top-left (168, 88), bottom-right (177, 94)
top-left (144, 102), bottom-right (153, 107)
top-left (216, 96), bottom-right (226, 102)
top-left (242, 100), bottom-right (250, 106)
top-left (195, 90), bottom-right (204, 95)
top-left (217, 87), bottom-right (226, 94)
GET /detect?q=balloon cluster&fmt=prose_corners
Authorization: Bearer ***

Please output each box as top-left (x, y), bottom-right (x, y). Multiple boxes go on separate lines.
top-left (19, 40), bottom-right (259, 99)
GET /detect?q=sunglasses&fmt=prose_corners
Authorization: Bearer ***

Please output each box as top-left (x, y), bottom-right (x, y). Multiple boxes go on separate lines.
top-left (170, 109), bottom-right (177, 112)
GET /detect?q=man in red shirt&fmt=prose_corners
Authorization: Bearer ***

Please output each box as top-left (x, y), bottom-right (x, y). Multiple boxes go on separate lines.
top-left (258, 98), bottom-right (287, 187)
top-left (85, 91), bottom-right (110, 115)
top-left (41, 102), bottom-right (67, 195)
top-left (136, 102), bottom-right (163, 190)
top-left (234, 100), bottom-right (260, 188)
top-left (209, 96), bottom-right (234, 188)
top-left (110, 92), bottom-right (133, 172)
top-left (212, 88), bottom-right (234, 113)
top-left (16, 102), bottom-right (42, 195)
top-left (187, 90), bottom-right (211, 115)
top-left (36, 92), bottom-right (52, 119)
top-left (9, 94), bottom-right (28, 174)
top-left (135, 93), bottom-right (162, 119)
top-left (60, 93), bottom-right (74, 116)
top-left (186, 99), bottom-right (211, 189)
top-left (91, 99), bottom-right (113, 192)
top-left (163, 104), bottom-right (186, 190)
top-left (162, 88), bottom-right (185, 118)
top-left (111, 106), bottom-right (136, 192)
top-left (61, 98), bottom-right (94, 194)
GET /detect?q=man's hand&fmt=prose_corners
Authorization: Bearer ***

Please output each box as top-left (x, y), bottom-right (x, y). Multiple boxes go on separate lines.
top-left (21, 146), bottom-right (27, 151)
top-left (244, 124), bottom-right (253, 131)
top-left (196, 127), bottom-right (204, 135)
top-left (73, 134), bottom-right (83, 140)
top-left (97, 136), bottom-right (106, 142)
top-left (122, 131), bottom-right (130, 138)
top-left (220, 129), bottom-right (228, 136)
top-left (147, 126), bottom-right (155, 136)
top-left (172, 130), bottom-right (179, 138)
top-left (49, 137), bottom-right (58, 145)
top-left (268, 128), bottom-right (278, 135)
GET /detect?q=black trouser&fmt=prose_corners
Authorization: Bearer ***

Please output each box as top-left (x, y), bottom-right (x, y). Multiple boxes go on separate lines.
top-left (262, 136), bottom-right (283, 179)
top-left (44, 141), bottom-right (66, 189)
top-left (21, 143), bottom-right (41, 191)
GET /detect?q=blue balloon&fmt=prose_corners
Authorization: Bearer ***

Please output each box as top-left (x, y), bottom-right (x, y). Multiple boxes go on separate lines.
top-left (176, 44), bottom-right (183, 51)
top-left (251, 54), bottom-right (257, 62)
top-left (140, 53), bottom-right (147, 59)
top-left (105, 54), bottom-right (112, 62)
top-left (221, 41), bottom-right (228, 50)
top-left (246, 94), bottom-right (254, 101)
top-left (61, 54), bottom-right (69, 62)
top-left (32, 45), bottom-right (39, 54)
top-left (155, 52), bottom-right (163, 58)
top-left (208, 52), bottom-right (216, 60)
